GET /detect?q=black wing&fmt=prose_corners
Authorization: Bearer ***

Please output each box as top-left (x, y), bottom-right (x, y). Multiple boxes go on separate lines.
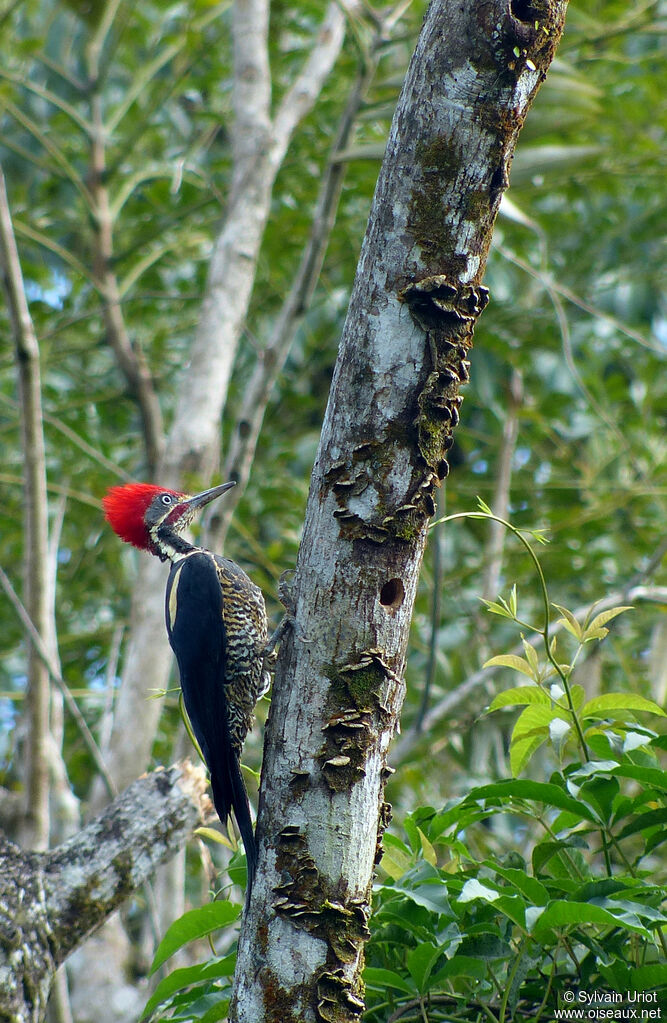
top-left (165, 551), bottom-right (256, 893)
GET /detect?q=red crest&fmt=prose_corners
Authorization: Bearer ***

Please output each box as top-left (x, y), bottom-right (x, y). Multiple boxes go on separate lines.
top-left (103, 483), bottom-right (184, 549)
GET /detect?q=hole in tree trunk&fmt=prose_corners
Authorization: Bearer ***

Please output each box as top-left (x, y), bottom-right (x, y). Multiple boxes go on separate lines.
top-left (510, 0), bottom-right (540, 23)
top-left (380, 578), bottom-right (405, 611)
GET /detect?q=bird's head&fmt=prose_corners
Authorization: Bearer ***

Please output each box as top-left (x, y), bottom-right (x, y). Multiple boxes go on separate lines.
top-left (103, 480), bottom-right (236, 560)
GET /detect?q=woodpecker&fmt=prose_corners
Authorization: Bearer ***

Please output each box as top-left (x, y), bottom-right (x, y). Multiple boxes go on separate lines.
top-left (103, 480), bottom-right (268, 897)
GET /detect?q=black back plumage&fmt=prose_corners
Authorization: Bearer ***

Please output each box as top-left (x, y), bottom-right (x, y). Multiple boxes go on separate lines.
top-left (165, 550), bottom-right (268, 897)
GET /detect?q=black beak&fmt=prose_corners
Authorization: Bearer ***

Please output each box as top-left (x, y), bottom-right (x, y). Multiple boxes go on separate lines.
top-left (181, 480), bottom-right (236, 514)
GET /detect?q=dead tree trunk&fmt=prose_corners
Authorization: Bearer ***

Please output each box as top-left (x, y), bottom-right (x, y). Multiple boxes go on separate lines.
top-left (232, 1), bottom-right (569, 1019)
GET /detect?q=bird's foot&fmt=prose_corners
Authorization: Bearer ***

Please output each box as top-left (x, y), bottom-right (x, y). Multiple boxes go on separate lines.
top-left (262, 614), bottom-right (293, 666)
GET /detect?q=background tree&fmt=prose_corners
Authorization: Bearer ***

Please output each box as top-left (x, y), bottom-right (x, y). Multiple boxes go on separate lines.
top-left (0, 0), bottom-right (665, 1020)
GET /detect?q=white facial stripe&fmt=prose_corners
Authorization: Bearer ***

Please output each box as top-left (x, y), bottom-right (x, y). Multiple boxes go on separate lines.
top-left (168, 560), bottom-right (186, 628)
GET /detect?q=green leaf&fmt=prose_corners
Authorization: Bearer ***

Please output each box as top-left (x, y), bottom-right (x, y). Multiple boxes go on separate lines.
top-left (532, 838), bottom-right (590, 876)
top-left (417, 827), bottom-right (438, 867)
top-left (380, 848), bottom-right (412, 880)
top-left (554, 683), bottom-right (585, 710)
top-left (577, 776), bottom-right (619, 822)
top-left (511, 732), bottom-right (548, 775)
top-left (522, 637), bottom-right (540, 675)
top-left (600, 898), bottom-right (667, 926)
top-left (149, 902), bottom-right (241, 975)
top-left (457, 932), bottom-right (512, 960)
top-left (487, 684), bottom-right (549, 710)
top-left (644, 829), bottom-right (667, 855)
top-left (200, 998), bottom-right (230, 1022)
top-left (513, 704), bottom-right (559, 739)
top-left (531, 900), bottom-right (652, 939)
top-left (484, 656), bottom-right (540, 681)
top-left (610, 765), bottom-right (667, 790)
top-left (582, 605), bottom-right (633, 639)
top-left (581, 694), bottom-right (666, 719)
top-left (488, 863), bottom-right (549, 906)
top-left (482, 599), bottom-right (515, 620)
top-left (194, 827), bottom-right (234, 849)
top-left (552, 604), bottom-right (583, 640)
top-left (141, 957), bottom-right (235, 1020)
top-left (616, 807), bottom-right (667, 840)
top-left (459, 878), bottom-right (500, 903)
top-left (494, 893), bottom-right (527, 929)
top-left (381, 833), bottom-right (413, 878)
top-left (363, 967), bottom-right (414, 994)
top-left (466, 779), bottom-right (600, 821)
top-left (391, 879), bottom-right (453, 917)
top-left (430, 956), bottom-right (486, 985)
top-left (629, 963), bottom-right (667, 990)
top-left (406, 942), bottom-right (445, 993)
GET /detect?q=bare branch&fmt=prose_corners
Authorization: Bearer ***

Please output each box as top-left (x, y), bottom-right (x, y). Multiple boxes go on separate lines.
top-left (212, 16), bottom-right (387, 546)
top-left (0, 164), bottom-right (51, 850)
top-left (270, 3), bottom-right (347, 165)
top-left (0, 566), bottom-right (118, 801)
top-left (165, 1), bottom-right (347, 481)
top-left (88, 89), bottom-right (165, 478)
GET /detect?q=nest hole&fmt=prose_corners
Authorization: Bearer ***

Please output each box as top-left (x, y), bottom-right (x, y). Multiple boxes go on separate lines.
top-left (379, 578), bottom-right (405, 612)
top-left (510, 0), bottom-right (541, 23)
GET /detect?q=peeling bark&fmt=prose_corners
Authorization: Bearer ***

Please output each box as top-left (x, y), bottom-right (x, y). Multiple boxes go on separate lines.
top-left (232, 1), bottom-right (568, 1019)
top-left (0, 763), bottom-right (207, 1023)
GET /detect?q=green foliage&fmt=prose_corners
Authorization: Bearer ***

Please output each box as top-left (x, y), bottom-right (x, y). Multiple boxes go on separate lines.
top-left (141, 902), bottom-right (240, 1021)
top-left (366, 510), bottom-right (666, 1020)
top-left (366, 620), bottom-right (667, 1021)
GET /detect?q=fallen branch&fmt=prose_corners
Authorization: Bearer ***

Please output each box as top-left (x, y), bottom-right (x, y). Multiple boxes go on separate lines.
top-left (0, 762), bottom-right (208, 1023)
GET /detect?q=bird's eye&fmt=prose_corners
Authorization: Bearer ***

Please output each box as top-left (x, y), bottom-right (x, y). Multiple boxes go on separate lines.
top-left (161, 494), bottom-right (173, 506)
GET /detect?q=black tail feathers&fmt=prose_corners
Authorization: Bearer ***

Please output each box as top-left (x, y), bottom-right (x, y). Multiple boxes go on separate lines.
top-left (210, 748), bottom-right (257, 903)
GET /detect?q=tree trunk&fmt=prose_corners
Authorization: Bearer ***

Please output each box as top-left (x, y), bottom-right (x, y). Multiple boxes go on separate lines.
top-left (232, 1), bottom-right (568, 1019)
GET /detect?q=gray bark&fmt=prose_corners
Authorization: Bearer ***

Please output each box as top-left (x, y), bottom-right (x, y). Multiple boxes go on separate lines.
top-left (231, 1), bottom-right (569, 1019)
top-left (0, 763), bottom-right (207, 1023)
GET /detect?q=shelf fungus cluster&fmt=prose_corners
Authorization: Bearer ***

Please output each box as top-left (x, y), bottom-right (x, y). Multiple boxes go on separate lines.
top-left (318, 649), bottom-right (396, 792)
top-left (273, 826), bottom-right (369, 1022)
top-left (400, 274), bottom-right (488, 479)
top-left (327, 275), bottom-right (488, 547)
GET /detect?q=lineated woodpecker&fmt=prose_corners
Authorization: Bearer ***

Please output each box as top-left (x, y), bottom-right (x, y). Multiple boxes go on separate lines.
top-left (103, 480), bottom-right (268, 895)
